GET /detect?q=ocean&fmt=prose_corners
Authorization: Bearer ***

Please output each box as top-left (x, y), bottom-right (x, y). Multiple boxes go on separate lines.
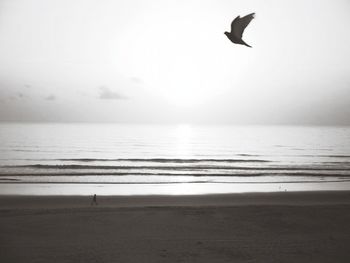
top-left (0, 123), bottom-right (350, 195)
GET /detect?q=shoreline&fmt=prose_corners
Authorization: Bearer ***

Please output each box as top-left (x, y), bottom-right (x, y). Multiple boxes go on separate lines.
top-left (1, 181), bottom-right (350, 196)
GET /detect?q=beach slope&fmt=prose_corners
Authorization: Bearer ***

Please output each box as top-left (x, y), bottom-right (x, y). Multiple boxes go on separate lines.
top-left (1, 192), bottom-right (350, 263)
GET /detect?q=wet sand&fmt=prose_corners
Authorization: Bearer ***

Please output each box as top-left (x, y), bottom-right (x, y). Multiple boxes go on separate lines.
top-left (1, 191), bottom-right (350, 262)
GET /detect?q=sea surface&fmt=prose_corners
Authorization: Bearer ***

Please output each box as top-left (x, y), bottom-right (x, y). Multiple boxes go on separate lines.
top-left (0, 123), bottom-right (350, 195)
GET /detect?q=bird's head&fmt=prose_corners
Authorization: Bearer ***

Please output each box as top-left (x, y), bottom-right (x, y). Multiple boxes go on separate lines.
top-left (224, 31), bottom-right (229, 36)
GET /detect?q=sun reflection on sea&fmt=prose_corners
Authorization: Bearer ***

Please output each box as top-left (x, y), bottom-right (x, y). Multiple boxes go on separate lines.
top-left (174, 124), bottom-right (193, 158)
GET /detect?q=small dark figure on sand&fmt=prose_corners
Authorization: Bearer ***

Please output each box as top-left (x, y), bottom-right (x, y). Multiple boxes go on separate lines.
top-left (91, 194), bottom-right (98, 205)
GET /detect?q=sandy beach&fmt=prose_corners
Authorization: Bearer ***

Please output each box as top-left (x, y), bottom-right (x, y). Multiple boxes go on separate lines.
top-left (1, 191), bottom-right (350, 262)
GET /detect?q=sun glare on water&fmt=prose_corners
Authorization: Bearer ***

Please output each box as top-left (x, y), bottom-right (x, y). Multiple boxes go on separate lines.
top-left (174, 124), bottom-right (193, 157)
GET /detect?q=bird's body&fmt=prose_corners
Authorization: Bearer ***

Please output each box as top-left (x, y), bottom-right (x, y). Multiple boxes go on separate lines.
top-left (225, 32), bottom-right (252, 47)
top-left (225, 13), bottom-right (255, 48)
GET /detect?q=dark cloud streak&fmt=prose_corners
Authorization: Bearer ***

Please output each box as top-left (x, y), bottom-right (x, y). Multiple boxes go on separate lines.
top-left (98, 86), bottom-right (126, 100)
top-left (45, 95), bottom-right (56, 101)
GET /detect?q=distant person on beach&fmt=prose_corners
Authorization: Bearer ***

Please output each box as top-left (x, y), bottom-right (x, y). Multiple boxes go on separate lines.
top-left (91, 194), bottom-right (98, 205)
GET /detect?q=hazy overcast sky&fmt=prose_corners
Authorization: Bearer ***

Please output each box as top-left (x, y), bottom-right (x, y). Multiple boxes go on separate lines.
top-left (0, 0), bottom-right (349, 124)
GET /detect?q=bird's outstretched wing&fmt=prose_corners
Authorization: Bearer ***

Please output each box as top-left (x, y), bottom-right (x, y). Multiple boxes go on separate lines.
top-left (231, 13), bottom-right (255, 38)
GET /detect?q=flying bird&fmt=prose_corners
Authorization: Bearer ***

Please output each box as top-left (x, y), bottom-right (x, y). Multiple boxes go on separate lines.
top-left (225, 13), bottom-right (255, 48)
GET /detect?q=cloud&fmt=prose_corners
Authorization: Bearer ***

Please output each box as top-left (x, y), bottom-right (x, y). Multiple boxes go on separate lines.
top-left (130, 77), bottom-right (143, 84)
top-left (98, 86), bottom-right (125, 100)
top-left (16, 92), bottom-right (28, 99)
top-left (45, 94), bottom-right (56, 101)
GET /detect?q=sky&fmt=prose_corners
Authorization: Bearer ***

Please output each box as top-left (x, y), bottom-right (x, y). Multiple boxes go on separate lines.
top-left (0, 0), bottom-right (349, 125)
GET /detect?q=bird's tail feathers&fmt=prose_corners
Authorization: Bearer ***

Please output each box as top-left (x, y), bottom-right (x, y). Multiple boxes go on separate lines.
top-left (241, 40), bottom-right (252, 48)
